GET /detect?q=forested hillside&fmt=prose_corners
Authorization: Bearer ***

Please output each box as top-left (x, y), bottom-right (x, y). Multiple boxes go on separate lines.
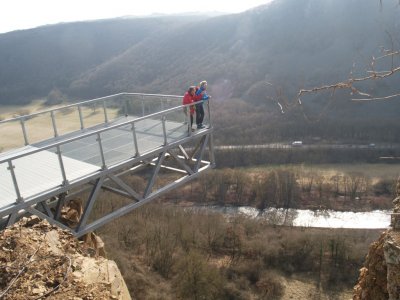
top-left (0, 16), bottom-right (200, 104)
top-left (1, 0), bottom-right (399, 143)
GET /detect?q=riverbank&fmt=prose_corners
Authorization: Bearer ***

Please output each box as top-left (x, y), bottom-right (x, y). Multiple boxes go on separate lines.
top-left (95, 201), bottom-right (382, 299)
top-left (186, 205), bottom-right (391, 229)
top-left (214, 145), bottom-right (400, 166)
top-left (162, 165), bottom-right (395, 214)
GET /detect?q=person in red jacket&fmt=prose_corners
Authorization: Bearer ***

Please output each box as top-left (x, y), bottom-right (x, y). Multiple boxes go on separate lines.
top-left (182, 86), bottom-right (197, 130)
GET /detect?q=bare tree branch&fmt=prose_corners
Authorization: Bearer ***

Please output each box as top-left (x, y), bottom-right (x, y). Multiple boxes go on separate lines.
top-left (352, 92), bottom-right (400, 101)
top-left (297, 50), bottom-right (400, 102)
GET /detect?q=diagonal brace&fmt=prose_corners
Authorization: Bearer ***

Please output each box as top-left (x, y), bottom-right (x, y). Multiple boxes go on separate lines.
top-left (194, 135), bottom-right (209, 172)
top-left (75, 176), bottom-right (105, 233)
top-left (168, 151), bottom-right (194, 175)
top-left (144, 152), bottom-right (166, 197)
top-left (108, 174), bottom-right (143, 201)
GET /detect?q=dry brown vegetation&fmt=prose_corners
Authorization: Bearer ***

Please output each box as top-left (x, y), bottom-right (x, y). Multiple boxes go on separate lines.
top-left (84, 164), bottom-right (393, 298)
top-left (94, 201), bottom-right (380, 299)
top-left (163, 166), bottom-right (395, 212)
top-left (0, 101), bottom-right (119, 151)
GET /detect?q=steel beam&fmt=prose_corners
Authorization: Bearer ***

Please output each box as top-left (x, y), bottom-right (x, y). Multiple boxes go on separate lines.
top-left (26, 207), bottom-right (74, 232)
top-left (75, 176), bottom-right (105, 232)
top-left (39, 201), bottom-right (54, 218)
top-left (144, 152), bottom-right (166, 197)
top-left (54, 193), bottom-right (67, 221)
top-left (108, 174), bottom-right (143, 201)
top-left (73, 163), bottom-right (212, 237)
top-left (194, 135), bottom-right (209, 172)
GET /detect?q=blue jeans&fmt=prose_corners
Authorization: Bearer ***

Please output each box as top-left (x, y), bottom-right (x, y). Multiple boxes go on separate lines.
top-left (195, 103), bottom-right (204, 126)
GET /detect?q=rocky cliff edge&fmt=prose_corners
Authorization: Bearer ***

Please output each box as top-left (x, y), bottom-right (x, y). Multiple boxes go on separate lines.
top-left (0, 216), bottom-right (131, 300)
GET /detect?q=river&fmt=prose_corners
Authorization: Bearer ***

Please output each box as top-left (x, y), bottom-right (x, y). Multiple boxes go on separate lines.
top-left (189, 206), bottom-right (391, 229)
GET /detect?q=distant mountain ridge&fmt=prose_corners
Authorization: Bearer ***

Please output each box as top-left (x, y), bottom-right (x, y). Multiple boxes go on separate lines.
top-left (0, 16), bottom-right (201, 104)
top-left (0, 0), bottom-right (399, 121)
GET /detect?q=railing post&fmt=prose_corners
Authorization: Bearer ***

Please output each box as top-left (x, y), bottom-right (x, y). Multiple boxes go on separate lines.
top-left (97, 133), bottom-right (107, 169)
top-left (78, 105), bottom-right (84, 130)
top-left (20, 118), bottom-right (29, 145)
top-left (208, 133), bottom-right (216, 168)
top-left (50, 111), bottom-right (58, 137)
top-left (131, 123), bottom-right (139, 157)
top-left (141, 95), bottom-right (145, 117)
top-left (124, 98), bottom-right (128, 117)
top-left (162, 115), bottom-right (168, 145)
top-left (56, 145), bottom-right (68, 185)
top-left (187, 107), bottom-right (192, 137)
top-left (103, 100), bottom-right (109, 123)
top-left (7, 160), bottom-right (23, 202)
top-left (206, 100), bottom-right (212, 128)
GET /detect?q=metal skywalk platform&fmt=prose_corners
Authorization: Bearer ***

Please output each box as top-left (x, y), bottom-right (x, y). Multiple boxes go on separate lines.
top-left (0, 93), bottom-right (215, 236)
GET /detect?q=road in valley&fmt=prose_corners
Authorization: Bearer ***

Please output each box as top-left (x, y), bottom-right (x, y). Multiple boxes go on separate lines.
top-left (214, 143), bottom-right (399, 150)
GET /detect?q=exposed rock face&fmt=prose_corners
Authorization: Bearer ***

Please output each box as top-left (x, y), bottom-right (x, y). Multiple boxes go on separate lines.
top-left (385, 232), bottom-right (400, 299)
top-left (354, 191), bottom-right (400, 300)
top-left (0, 217), bottom-right (131, 299)
top-left (353, 232), bottom-right (388, 300)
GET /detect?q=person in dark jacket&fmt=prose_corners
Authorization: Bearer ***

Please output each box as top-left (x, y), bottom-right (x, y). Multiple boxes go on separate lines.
top-left (194, 80), bottom-right (211, 129)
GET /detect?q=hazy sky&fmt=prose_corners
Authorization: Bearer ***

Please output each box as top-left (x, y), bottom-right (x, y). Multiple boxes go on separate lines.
top-left (0, 0), bottom-right (271, 34)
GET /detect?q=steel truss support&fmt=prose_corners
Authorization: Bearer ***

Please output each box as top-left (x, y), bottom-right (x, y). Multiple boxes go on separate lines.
top-left (1, 132), bottom-right (214, 237)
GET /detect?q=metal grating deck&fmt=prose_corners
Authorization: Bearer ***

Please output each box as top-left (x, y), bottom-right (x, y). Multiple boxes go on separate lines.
top-left (0, 147), bottom-right (99, 207)
top-left (0, 115), bottom-right (189, 207)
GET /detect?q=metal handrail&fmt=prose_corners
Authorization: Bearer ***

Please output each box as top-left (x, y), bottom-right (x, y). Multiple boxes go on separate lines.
top-left (1, 92), bottom-right (184, 151)
top-left (0, 100), bottom-right (206, 164)
top-left (0, 92), bottom-right (181, 125)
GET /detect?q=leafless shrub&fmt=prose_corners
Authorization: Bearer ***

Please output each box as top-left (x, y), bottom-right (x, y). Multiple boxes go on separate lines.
top-left (173, 251), bottom-right (225, 300)
top-left (96, 201), bottom-right (381, 298)
top-left (144, 221), bottom-right (178, 278)
top-left (256, 272), bottom-right (285, 300)
top-left (373, 178), bottom-right (396, 196)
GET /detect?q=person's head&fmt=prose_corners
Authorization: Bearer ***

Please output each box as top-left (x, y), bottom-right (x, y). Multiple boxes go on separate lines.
top-left (188, 86), bottom-right (196, 95)
top-left (199, 80), bottom-right (207, 90)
